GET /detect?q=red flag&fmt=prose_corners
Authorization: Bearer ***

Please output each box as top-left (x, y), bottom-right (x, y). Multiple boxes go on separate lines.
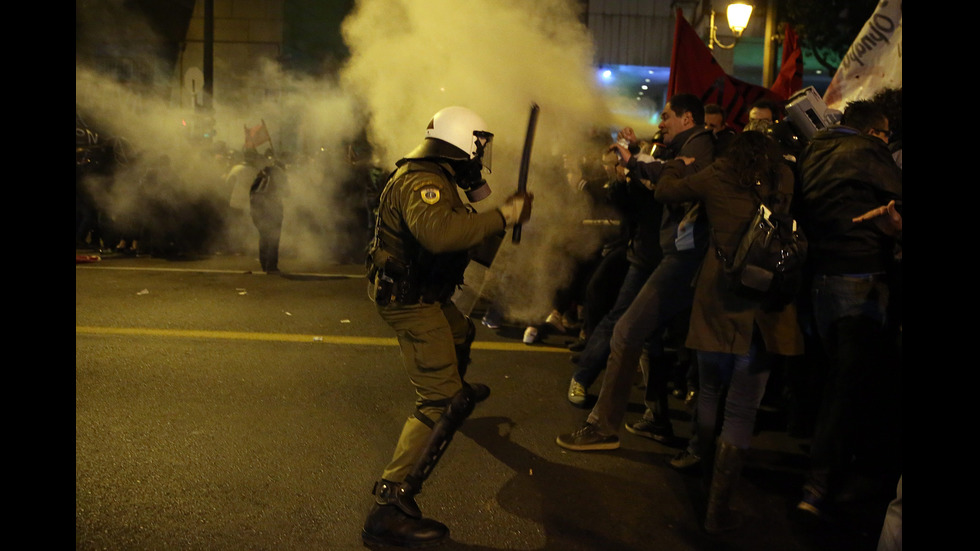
top-left (244, 121), bottom-right (271, 150)
top-left (770, 23), bottom-right (803, 100)
top-left (667, 9), bottom-right (783, 130)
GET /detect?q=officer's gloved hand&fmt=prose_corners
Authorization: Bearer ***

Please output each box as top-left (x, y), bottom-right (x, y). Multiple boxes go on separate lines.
top-left (498, 192), bottom-right (533, 227)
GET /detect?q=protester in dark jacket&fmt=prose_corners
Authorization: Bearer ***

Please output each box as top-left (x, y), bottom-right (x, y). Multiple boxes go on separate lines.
top-left (793, 100), bottom-right (902, 521)
top-left (558, 93), bottom-right (715, 453)
top-left (249, 157), bottom-right (290, 273)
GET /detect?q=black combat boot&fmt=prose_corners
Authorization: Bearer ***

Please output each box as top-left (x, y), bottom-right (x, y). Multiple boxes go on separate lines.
top-left (362, 479), bottom-right (448, 548)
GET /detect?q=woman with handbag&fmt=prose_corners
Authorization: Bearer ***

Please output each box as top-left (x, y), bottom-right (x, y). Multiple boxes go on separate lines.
top-left (654, 128), bottom-right (805, 535)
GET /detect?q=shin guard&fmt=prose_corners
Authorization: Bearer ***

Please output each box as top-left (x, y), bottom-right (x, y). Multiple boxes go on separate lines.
top-left (401, 384), bottom-right (479, 497)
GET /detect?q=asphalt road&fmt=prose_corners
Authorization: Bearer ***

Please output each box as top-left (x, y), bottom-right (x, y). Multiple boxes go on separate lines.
top-left (76, 251), bottom-right (890, 550)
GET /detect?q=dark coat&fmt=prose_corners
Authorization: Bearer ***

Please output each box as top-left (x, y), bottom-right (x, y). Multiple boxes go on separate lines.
top-left (249, 164), bottom-right (289, 226)
top-left (655, 158), bottom-right (804, 356)
top-left (626, 126), bottom-right (716, 258)
top-left (796, 126), bottom-right (902, 274)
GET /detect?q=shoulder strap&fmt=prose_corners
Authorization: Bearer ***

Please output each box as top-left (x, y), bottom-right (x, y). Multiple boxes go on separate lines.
top-left (250, 167), bottom-right (269, 194)
top-left (748, 167), bottom-right (782, 209)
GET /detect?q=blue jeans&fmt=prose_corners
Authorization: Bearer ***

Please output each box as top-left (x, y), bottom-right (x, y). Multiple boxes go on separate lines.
top-left (696, 340), bottom-right (769, 453)
top-left (805, 273), bottom-right (894, 498)
top-left (573, 262), bottom-right (654, 387)
top-left (586, 252), bottom-right (701, 434)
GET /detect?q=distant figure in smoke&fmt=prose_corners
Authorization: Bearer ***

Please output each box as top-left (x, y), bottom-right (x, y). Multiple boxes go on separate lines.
top-left (248, 152), bottom-right (290, 274)
top-left (362, 106), bottom-right (532, 547)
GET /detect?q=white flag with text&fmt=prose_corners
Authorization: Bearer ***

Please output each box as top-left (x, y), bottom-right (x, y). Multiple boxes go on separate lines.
top-left (823, 0), bottom-right (902, 110)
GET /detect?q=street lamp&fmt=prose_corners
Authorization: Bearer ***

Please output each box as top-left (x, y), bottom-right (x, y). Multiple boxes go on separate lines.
top-left (709, 2), bottom-right (754, 50)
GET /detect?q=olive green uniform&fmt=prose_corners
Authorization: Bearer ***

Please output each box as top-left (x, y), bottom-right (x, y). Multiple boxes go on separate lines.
top-left (367, 158), bottom-right (505, 483)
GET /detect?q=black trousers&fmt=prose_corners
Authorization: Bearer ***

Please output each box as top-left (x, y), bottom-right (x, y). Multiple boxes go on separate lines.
top-left (251, 208), bottom-right (283, 272)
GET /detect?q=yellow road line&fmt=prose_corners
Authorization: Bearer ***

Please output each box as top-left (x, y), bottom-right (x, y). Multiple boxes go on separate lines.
top-left (75, 326), bottom-right (568, 353)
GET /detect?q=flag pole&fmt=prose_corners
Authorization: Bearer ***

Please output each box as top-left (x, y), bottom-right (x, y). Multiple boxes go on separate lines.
top-left (762, 0), bottom-right (779, 88)
top-left (261, 119), bottom-right (275, 158)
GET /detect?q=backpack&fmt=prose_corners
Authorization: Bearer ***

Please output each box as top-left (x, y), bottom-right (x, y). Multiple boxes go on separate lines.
top-left (715, 185), bottom-right (807, 310)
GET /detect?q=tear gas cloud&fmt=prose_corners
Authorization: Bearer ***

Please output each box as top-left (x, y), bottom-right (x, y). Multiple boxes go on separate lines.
top-left (77, 1), bottom-right (367, 265)
top-left (76, 0), bottom-right (661, 324)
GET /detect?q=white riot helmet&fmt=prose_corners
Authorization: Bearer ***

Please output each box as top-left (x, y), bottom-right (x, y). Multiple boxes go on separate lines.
top-left (408, 106), bottom-right (494, 172)
top-left (429, 106), bottom-right (494, 171)
top-left (403, 106), bottom-right (495, 202)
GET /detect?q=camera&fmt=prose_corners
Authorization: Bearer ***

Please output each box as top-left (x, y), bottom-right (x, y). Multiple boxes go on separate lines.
top-left (784, 86), bottom-right (842, 141)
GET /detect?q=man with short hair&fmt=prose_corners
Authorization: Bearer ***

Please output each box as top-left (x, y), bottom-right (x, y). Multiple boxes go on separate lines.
top-left (794, 99), bottom-right (902, 520)
top-left (704, 103), bottom-right (728, 133)
top-left (704, 103), bottom-right (737, 155)
top-left (749, 99), bottom-right (779, 123)
top-left (557, 93), bottom-right (715, 450)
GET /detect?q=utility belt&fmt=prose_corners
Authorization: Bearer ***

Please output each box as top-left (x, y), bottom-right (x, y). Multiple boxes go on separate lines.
top-left (369, 255), bottom-right (418, 306)
top-left (368, 253), bottom-right (460, 306)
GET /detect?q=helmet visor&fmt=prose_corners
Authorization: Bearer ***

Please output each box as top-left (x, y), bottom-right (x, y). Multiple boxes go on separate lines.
top-left (474, 131), bottom-right (493, 173)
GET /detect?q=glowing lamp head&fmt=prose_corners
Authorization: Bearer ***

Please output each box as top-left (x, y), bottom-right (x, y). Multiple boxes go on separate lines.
top-left (727, 2), bottom-right (753, 37)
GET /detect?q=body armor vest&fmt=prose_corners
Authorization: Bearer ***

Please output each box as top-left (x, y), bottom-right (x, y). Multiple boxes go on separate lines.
top-left (367, 160), bottom-right (470, 305)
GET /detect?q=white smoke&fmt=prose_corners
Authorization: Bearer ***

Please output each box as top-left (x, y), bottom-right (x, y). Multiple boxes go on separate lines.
top-left (76, 0), bottom-right (368, 264)
top-left (341, 0), bottom-right (625, 323)
top-left (76, 0), bottom-right (649, 325)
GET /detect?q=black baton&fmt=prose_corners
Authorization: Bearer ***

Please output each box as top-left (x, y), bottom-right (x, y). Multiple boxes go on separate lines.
top-left (512, 102), bottom-right (539, 244)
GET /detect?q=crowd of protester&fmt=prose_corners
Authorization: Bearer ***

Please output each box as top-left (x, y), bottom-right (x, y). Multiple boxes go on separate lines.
top-left (505, 90), bottom-right (902, 547)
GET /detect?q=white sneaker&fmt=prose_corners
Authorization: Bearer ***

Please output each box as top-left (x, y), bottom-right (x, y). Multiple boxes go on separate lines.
top-left (545, 310), bottom-right (566, 333)
top-left (567, 378), bottom-right (587, 406)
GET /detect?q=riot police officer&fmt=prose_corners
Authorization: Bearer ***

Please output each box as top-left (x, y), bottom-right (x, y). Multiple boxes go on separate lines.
top-left (362, 106), bottom-right (532, 547)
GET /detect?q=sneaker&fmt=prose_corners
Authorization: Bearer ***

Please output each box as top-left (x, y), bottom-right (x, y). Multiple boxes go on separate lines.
top-left (544, 310), bottom-right (566, 333)
top-left (556, 422), bottom-right (620, 451)
top-left (567, 378), bottom-right (587, 406)
top-left (669, 449), bottom-right (701, 472)
top-left (482, 310), bottom-right (501, 329)
top-left (545, 310), bottom-right (566, 333)
top-left (625, 419), bottom-right (674, 443)
top-left (796, 488), bottom-right (828, 519)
